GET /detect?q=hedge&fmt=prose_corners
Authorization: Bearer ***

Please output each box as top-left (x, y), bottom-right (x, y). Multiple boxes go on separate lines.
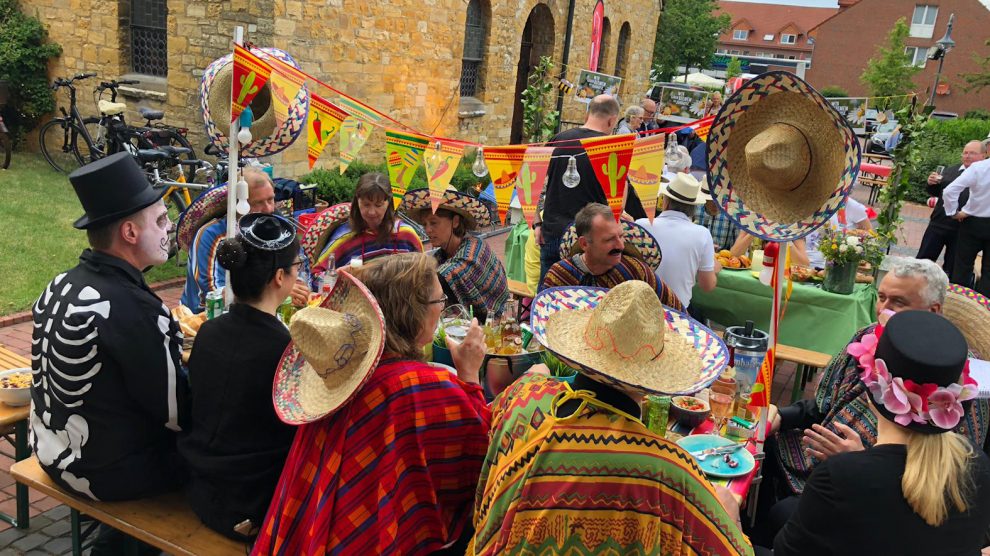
top-left (902, 118), bottom-right (990, 203)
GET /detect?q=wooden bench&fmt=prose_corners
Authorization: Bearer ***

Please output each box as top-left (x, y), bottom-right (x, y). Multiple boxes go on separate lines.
top-left (860, 154), bottom-right (894, 205)
top-left (0, 345), bottom-right (31, 529)
top-left (776, 344), bottom-right (833, 403)
top-left (11, 457), bottom-right (247, 556)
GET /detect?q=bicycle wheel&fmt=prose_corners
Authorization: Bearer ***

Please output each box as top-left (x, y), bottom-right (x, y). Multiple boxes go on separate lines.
top-left (0, 131), bottom-right (10, 170)
top-left (39, 119), bottom-right (89, 173)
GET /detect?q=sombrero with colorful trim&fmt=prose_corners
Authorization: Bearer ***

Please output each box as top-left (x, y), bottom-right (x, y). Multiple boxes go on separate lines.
top-left (559, 218), bottom-right (663, 269)
top-left (943, 284), bottom-right (990, 360)
top-left (300, 203), bottom-right (351, 264)
top-left (176, 184), bottom-right (228, 251)
top-left (273, 269), bottom-right (386, 425)
top-left (201, 47), bottom-right (309, 157)
top-left (531, 282), bottom-right (729, 395)
top-left (706, 71), bottom-right (861, 241)
top-left (399, 188), bottom-right (492, 229)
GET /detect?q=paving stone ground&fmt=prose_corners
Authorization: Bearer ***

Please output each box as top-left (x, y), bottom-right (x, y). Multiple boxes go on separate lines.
top-left (0, 184), bottom-right (977, 554)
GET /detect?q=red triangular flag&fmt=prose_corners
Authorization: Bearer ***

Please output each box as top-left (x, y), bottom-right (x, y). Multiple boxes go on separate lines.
top-left (231, 44), bottom-right (272, 123)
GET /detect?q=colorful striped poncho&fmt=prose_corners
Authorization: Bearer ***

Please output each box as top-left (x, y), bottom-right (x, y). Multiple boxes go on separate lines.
top-left (774, 324), bottom-right (990, 494)
top-left (542, 253), bottom-right (684, 312)
top-left (181, 218), bottom-right (226, 311)
top-left (472, 374), bottom-right (753, 556)
top-left (251, 357), bottom-right (491, 556)
top-left (313, 220), bottom-right (423, 271)
top-left (435, 235), bottom-right (508, 321)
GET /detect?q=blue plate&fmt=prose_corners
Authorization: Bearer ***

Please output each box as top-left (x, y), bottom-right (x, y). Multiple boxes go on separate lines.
top-left (676, 434), bottom-right (755, 479)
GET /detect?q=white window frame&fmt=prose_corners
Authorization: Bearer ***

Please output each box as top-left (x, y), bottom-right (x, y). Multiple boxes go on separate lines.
top-left (780, 33), bottom-right (797, 45)
top-left (910, 5), bottom-right (938, 38)
top-left (904, 46), bottom-right (927, 68)
top-left (732, 29), bottom-right (749, 40)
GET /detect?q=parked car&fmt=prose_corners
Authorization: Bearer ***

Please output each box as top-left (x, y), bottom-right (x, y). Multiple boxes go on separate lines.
top-left (868, 121), bottom-right (900, 154)
top-left (930, 110), bottom-right (958, 121)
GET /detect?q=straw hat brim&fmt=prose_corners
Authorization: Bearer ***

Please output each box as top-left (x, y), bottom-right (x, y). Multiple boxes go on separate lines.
top-left (559, 219), bottom-right (663, 270)
top-left (660, 180), bottom-right (707, 206)
top-left (300, 203), bottom-right (351, 264)
top-left (943, 285), bottom-right (990, 359)
top-left (706, 71), bottom-right (861, 241)
top-left (176, 184), bottom-right (227, 250)
top-left (530, 286), bottom-right (729, 395)
top-left (399, 188), bottom-right (491, 229)
top-left (272, 270), bottom-right (386, 425)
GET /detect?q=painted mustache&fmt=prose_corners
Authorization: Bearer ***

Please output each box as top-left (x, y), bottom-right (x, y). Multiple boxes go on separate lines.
top-left (608, 249), bottom-right (623, 256)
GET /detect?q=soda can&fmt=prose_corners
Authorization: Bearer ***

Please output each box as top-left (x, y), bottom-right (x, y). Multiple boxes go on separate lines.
top-left (643, 395), bottom-right (671, 437)
top-left (205, 290), bottom-right (225, 320)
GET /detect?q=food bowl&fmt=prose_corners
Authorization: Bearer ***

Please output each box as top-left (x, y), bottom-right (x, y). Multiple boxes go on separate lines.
top-left (0, 368), bottom-right (32, 407)
top-left (670, 395), bottom-right (711, 428)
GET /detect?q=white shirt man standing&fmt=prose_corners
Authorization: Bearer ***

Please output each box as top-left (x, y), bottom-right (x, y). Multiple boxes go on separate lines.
top-left (944, 155), bottom-right (990, 295)
top-left (637, 173), bottom-right (720, 309)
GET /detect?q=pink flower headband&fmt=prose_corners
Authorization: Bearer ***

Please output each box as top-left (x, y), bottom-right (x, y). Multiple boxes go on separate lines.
top-left (848, 324), bottom-right (979, 430)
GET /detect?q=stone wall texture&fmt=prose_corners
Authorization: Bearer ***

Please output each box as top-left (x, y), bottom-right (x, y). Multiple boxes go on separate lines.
top-left (23, 0), bottom-right (660, 178)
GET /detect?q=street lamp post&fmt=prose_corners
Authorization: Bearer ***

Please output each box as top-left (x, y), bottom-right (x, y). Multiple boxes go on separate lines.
top-left (926, 13), bottom-right (955, 110)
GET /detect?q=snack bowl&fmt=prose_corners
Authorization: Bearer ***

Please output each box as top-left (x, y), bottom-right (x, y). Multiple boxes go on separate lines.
top-left (0, 368), bottom-right (32, 407)
top-left (670, 395), bottom-right (710, 428)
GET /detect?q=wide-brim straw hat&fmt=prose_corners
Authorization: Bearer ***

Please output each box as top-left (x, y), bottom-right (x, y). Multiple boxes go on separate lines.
top-left (300, 203), bottom-right (351, 264)
top-left (531, 281), bottom-right (728, 395)
top-left (559, 218), bottom-right (663, 270)
top-left (176, 184), bottom-right (227, 250)
top-left (943, 284), bottom-right (990, 359)
top-left (400, 188), bottom-right (492, 229)
top-left (273, 269), bottom-right (386, 425)
top-left (706, 71), bottom-right (861, 241)
top-left (200, 47), bottom-right (309, 158)
top-left (660, 172), bottom-right (707, 206)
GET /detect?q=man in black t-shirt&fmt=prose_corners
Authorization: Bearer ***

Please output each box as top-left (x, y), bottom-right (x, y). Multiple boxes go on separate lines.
top-left (533, 95), bottom-right (647, 284)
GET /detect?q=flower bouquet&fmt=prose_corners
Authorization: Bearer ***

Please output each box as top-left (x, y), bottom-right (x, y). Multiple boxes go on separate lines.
top-left (818, 228), bottom-right (884, 294)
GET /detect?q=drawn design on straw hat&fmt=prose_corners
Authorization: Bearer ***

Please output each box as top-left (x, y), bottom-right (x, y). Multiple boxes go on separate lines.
top-left (176, 184), bottom-right (228, 251)
top-left (273, 269), bottom-right (386, 425)
top-left (943, 284), bottom-right (990, 360)
top-left (530, 282), bottom-right (728, 395)
top-left (706, 71), bottom-right (861, 241)
top-left (559, 218), bottom-right (663, 270)
top-left (300, 203), bottom-right (351, 264)
top-left (399, 188), bottom-right (492, 229)
top-left (200, 47), bottom-right (309, 158)
top-left (660, 172), bottom-right (708, 206)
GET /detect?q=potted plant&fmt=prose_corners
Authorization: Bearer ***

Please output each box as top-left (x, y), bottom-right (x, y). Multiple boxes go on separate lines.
top-left (818, 228), bottom-right (884, 294)
top-left (541, 351), bottom-right (578, 384)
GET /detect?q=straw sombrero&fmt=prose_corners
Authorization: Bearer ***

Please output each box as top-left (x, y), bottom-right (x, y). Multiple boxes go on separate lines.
top-left (176, 184), bottom-right (228, 251)
top-left (559, 218), bottom-right (663, 270)
top-left (200, 47), bottom-right (309, 157)
top-left (531, 281), bottom-right (729, 395)
top-left (943, 284), bottom-right (990, 359)
top-left (706, 71), bottom-right (861, 241)
top-left (300, 203), bottom-right (351, 264)
top-left (273, 269), bottom-right (386, 424)
top-left (399, 188), bottom-right (491, 229)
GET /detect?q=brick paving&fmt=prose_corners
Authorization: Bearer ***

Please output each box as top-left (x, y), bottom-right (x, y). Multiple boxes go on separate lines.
top-left (0, 186), bottom-right (967, 552)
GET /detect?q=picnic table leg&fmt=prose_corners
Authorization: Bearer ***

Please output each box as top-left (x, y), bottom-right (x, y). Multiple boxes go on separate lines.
top-left (71, 509), bottom-right (83, 556)
top-left (14, 420), bottom-right (29, 529)
top-left (790, 364), bottom-right (806, 403)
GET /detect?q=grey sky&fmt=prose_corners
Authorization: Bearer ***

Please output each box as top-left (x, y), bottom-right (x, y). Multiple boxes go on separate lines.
top-left (722, 0), bottom-right (840, 6)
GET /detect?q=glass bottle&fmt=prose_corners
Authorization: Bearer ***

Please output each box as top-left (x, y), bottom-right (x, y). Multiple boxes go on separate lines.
top-left (499, 300), bottom-right (522, 354)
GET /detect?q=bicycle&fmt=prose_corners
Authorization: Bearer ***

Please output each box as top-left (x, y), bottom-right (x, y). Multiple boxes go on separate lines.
top-left (38, 72), bottom-right (99, 173)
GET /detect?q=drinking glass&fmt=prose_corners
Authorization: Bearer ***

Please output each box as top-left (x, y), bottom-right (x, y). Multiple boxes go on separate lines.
top-left (709, 391), bottom-right (734, 435)
top-left (441, 304), bottom-right (471, 343)
top-left (935, 165), bottom-right (945, 177)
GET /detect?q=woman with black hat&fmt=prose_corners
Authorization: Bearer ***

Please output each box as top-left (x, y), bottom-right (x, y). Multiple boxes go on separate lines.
top-left (178, 213), bottom-right (301, 541)
top-left (774, 311), bottom-right (990, 555)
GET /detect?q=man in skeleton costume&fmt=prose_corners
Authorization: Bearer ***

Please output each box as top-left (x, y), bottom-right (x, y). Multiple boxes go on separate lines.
top-left (31, 152), bottom-right (190, 503)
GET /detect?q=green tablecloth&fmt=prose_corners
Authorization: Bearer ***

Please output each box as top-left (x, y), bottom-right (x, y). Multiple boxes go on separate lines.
top-left (690, 269), bottom-right (878, 356)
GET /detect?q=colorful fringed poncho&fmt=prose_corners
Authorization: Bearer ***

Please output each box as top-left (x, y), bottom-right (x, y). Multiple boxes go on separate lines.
top-left (435, 235), bottom-right (508, 322)
top-left (313, 220), bottom-right (422, 273)
top-left (541, 253), bottom-right (684, 312)
top-left (251, 357), bottom-right (491, 556)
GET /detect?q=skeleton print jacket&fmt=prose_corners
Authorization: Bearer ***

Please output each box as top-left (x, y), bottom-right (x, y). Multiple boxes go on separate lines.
top-left (30, 249), bottom-right (190, 501)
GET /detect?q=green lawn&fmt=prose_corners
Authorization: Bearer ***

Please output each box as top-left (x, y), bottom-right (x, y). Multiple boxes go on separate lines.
top-left (0, 153), bottom-right (185, 315)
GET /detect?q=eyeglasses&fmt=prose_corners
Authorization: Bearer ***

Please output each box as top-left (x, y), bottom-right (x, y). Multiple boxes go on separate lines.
top-left (428, 293), bottom-right (448, 305)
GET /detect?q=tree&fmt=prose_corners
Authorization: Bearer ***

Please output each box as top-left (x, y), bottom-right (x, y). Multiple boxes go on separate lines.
top-left (521, 56), bottom-right (559, 143)
top-left (652, 0), bottom-right (731, 82)
top-left (860, 18), bottom-right (920, 109)
top-left (725, 57), bottom-right (743, 79)
top-left (819, 86), bottom-right (849, 98)
top-left (961, 39), bottom-right (990, 92)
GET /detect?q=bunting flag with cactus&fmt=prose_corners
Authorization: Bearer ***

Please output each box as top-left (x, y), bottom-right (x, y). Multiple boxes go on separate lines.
top-left (268, 60), bottom-right (307, 128)
top-left (423, 140), bottom-right (465, 213)
top-left (516, 146), bottom-right (553, 227)
top-left (581, 134), bottom-right (636, 222)
top-left (484, 145), bottom-right (527, 225)
top-left (306, 93), bottom-right (348, 169)
top-left (230, 44), bottom-right (272, 123)
top-left (385, 129), bottom-right (431, 208)
top-left (339, 116), bottom-right (372, 174)
top-left (628, 135), bottom-right (665, 223)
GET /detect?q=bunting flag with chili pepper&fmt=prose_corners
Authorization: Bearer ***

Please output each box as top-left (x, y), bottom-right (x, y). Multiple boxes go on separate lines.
top-left (516, 146), bottom-right (553, 228)
top-left (385, 129), bottom-right (431, 209)
top-left (483, 146), bottom-right (527, 225)
top-left (628, 135), bottom-right (665, 223)
top-left (230, 44), bottom-right (272, 123)
top-left (306, 93), bottom-right (348, 169)
top-left (581, 134), bottom-right (636, 222)
top-left (339, 117), bottom-right (371, 174)
top-left (268, 61), bottom-right (307, 128)
top-left (423, 140), bottom-right (465, 213)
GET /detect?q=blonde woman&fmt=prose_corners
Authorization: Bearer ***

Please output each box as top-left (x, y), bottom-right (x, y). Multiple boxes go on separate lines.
top-left (616, 105), bottom-right (645, 135)
top-left (774, 310), bottom-right (990, 555)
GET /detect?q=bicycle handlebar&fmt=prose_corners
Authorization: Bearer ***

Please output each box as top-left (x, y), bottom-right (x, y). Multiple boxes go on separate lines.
top-left (53, 73), bottom-right (98, 90)
top-left (73, 73), bottom-right (97, 81)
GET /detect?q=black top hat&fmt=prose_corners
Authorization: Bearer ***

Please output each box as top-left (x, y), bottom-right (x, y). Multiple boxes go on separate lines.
top-left (69, 152), bottom-right (166, 229)
top-left (874, 310), bottom-right (969, 434)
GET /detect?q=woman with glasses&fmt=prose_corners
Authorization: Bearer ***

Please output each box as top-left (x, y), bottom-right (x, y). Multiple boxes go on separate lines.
top-left (178, 214), bottom-right (302, 541)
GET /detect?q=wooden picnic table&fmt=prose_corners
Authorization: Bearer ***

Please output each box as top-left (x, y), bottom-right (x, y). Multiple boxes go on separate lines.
top-left (0, 346), bottom-right (32, 529)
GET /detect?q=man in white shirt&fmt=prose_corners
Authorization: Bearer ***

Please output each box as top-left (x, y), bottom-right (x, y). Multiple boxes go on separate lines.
top-left (943, 156), bottom-right (990, 295)
top-left (637, 173), bottom-right (720, 310)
